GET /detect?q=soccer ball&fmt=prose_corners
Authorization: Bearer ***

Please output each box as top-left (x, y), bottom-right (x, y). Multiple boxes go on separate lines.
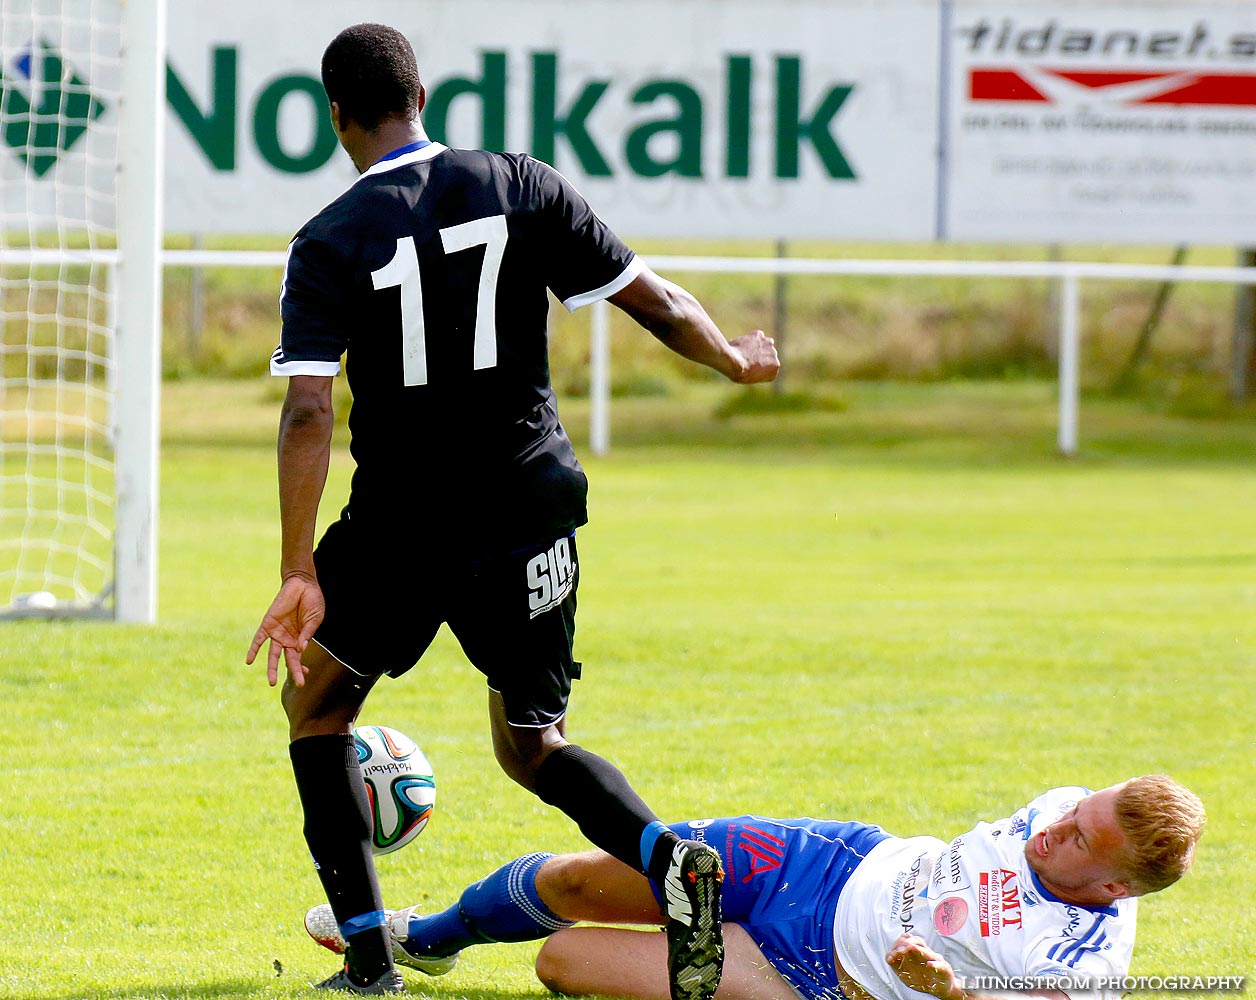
top-left (353, 725), bottom-right (435, 855)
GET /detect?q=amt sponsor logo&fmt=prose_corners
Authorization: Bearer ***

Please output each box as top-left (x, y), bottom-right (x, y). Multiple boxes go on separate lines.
top-left (979, 869), bottom-right (1023, 937)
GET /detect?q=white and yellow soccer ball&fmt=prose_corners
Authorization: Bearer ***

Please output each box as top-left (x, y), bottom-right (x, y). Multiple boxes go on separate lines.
top-left (353, 725), bottom-right (435, 855)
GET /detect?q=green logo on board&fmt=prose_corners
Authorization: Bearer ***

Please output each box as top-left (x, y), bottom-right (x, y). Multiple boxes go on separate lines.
top-left (0, 40), bottom-right (106, 177)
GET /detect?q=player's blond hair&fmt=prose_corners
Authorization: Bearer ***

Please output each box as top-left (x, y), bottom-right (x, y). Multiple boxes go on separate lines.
top-left (1114, 775), bottom-right (1206, 896)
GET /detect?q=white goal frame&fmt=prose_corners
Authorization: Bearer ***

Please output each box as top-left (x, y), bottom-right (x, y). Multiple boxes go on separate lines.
top-left (0, 0), bottom-right (165, 623)
top-left (113, 0), bottom-right (166, 623)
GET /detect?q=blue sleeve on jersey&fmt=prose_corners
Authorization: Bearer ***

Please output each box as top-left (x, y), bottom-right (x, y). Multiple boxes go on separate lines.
top-left (274, 234), bottom-right (351, 373)
top-left (527, 159), bottom-right (637, 309)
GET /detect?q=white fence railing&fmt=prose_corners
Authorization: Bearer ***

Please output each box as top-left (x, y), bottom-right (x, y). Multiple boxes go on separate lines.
top-left (155, 250), bottom-right (1256, 457)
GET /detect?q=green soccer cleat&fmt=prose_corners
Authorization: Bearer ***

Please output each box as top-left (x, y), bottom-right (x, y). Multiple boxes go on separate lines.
top-left (662, 841), bottom-right (725, 1000)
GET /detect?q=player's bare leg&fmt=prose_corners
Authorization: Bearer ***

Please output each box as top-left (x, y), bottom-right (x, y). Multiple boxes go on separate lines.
top-left (537, 850), bottom-right (667, 924)
top-left (487, 689), bottom-right (568, 789)
top-left (281, 639), bottom-right (380, 739)
top-left (535, 924), bottom-right (785, 1000)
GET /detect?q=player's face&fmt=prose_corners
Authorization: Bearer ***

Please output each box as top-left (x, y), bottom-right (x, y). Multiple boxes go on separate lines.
top-left (1024, 783), bottom-right (1132, 906)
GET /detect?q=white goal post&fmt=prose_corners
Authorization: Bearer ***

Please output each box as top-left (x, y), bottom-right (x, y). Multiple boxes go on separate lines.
top-left (113, 0), bottom-right (166, 623)
top-left (0, 0), bottom-right (165, 622)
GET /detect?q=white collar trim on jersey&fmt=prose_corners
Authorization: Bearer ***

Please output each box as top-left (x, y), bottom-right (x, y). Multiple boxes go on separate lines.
top-left (357, 142), bottom-right (448, 182)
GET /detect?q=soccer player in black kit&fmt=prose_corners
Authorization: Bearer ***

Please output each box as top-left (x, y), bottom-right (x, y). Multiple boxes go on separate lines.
top-left (247, 23), bottom-right (779, 997)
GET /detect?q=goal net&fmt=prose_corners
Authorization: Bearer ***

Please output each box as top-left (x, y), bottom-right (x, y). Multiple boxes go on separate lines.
top-left (0, 0), bottom-right (162, 621)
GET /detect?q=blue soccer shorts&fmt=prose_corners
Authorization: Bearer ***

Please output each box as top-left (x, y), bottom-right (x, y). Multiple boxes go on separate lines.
top-left (655, 816), bottom-right (890, 1000)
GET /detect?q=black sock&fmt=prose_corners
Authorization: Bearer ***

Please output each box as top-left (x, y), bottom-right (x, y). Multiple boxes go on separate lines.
top-left (646, 827), bottom-right (684, 890)
top-left (532, 743), bottom-right (677, 877)
top-left (290, 734), bottom-right (393, 984)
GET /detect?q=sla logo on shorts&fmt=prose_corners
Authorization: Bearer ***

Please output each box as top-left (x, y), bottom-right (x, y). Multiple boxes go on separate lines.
top-left (527, 536), bottom-right (575, 618)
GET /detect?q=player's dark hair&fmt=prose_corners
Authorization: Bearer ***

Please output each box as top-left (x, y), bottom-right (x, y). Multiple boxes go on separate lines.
top-left (321, 23), bottom-right (421, 131)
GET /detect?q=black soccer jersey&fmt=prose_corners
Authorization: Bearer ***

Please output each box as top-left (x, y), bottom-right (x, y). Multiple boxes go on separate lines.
top-left (273, 142), bottom-right (641, 556)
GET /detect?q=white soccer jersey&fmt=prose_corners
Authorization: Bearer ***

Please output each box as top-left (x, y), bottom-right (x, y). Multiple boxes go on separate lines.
top-left (833, 788), bottom-right (1136, 1000)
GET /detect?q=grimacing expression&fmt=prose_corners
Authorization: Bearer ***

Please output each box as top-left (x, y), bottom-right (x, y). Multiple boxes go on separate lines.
top-left (1024, 783), bottom-right (1131, 906)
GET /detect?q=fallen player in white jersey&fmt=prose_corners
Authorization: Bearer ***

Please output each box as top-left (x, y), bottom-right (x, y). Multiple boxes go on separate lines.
top-left (305, 775), bottom-right (1204, 1000)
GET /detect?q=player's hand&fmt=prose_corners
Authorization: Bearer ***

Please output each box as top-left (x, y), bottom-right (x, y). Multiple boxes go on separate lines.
top-left (886, 934), bottom-right (964, 1000)
top-left (728, 330), bottom-right (780, 384)
top-left (246, 573), bottom-right (325, 688)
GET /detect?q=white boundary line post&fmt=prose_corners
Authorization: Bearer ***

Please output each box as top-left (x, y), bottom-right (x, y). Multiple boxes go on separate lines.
top-left (1058, 272), bottom-right (1080, 458)
top-left (114, 0), bottom-right (167, 623)
top-left (590, 299), bottom-right (610, 455)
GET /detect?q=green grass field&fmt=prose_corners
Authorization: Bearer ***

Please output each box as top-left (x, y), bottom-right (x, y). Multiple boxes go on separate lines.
top-left (2, 378), bottom-right (1254, 1000)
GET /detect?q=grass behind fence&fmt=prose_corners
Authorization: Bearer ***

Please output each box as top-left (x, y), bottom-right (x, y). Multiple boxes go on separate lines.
top-left (154, 238), bottom-right (1251, 401)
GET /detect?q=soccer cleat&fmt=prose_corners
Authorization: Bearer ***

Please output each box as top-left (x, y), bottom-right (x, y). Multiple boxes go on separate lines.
top-left (305, 903), bottom-right (354, 956)
top-left (312, 965), bottom-right (405, 994)
top-left (387, 906), bottom-right (461, 976)
top-left (663, 841), bottom-right (725, 1000)
top-left (304, 904), bottom-right (459, 977)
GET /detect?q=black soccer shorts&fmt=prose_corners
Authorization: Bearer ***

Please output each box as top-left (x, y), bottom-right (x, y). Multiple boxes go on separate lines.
top-left (311, 516), bottom-right (582, 728)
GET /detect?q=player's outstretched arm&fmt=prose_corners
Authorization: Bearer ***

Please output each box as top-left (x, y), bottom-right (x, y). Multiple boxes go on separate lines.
top-left (246, 374), bottom-right (335, 688)
top-left (886, 934), bottom-right (1068, 1000)
top-left (609, 265), bottom-right (779, 384)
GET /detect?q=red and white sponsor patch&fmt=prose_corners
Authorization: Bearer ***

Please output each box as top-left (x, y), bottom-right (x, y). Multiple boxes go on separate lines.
top-left (934, 896), bottom-right (969, 936)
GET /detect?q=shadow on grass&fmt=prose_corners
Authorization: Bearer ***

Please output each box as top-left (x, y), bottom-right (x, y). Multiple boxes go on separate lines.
top-left (35, 981), bottom-right (261, 1000)
top-left (149, 377), bottom-right (1256, 467)
top-left (35, 982), bottom-right (550, 1000)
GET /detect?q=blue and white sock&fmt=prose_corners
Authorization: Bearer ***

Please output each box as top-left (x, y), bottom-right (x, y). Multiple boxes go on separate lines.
top-left (402, 852), bottom-right (574, 958)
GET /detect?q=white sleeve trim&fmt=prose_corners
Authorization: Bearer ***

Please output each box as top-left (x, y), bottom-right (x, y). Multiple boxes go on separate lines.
top-left (270, 357), bottom-right (341, 377)
top-left (561, 255), bottom-right (644, 312)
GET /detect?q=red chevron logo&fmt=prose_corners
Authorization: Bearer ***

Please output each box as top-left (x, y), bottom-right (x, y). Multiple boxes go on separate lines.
top-left (736, 826), bottom-right (786, 881)
top-left (969, 67), bottom-right (1256, 107)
